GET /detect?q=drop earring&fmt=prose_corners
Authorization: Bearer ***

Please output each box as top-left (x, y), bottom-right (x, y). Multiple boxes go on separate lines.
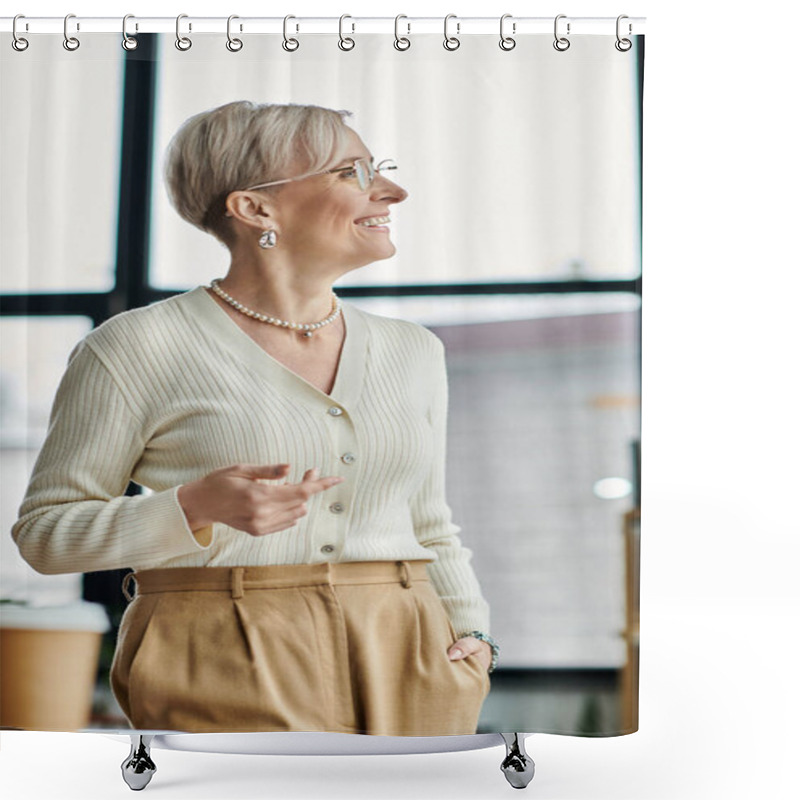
top-left (258, 229), bottom-right (278, 249)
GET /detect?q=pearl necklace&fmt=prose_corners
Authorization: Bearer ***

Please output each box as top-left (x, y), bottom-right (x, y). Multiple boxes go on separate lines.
top-left (209, 279), bottom-right (341, 338)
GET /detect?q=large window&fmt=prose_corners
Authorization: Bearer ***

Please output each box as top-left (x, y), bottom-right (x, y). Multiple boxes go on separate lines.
top-left (147, 33), bottom-right (641, 290)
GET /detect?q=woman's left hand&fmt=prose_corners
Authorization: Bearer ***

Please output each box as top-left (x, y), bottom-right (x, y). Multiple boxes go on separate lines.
top-left (447, 637), bottom-right (492, 673)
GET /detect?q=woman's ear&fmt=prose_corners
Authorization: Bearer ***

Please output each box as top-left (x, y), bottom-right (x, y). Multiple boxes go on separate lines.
top-left (224, 191), bottom-right (275, 229)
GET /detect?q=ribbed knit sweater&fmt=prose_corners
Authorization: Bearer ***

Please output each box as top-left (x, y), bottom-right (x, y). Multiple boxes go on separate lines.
top-left (12, 286), bottom-right (490, 636)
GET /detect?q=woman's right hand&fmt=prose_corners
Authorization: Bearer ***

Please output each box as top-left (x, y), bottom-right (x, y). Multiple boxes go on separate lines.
top-left (177, 464), bottom-right (344, 536)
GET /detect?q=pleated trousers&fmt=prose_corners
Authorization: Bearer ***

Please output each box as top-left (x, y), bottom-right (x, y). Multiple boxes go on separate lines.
top-left (110, 560), bottom-right (490, 735)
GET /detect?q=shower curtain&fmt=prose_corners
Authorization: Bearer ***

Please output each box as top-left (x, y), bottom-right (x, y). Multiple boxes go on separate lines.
top-left (0, 17), bottom-right (643, 738)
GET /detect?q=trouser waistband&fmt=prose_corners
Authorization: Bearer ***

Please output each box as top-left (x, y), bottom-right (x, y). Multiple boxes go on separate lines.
top-left (122, 560), bottom-right (432, 601)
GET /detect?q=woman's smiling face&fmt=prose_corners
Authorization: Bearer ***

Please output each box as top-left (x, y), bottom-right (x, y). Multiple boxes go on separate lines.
top-left (269, 128), bottom-right (408, 272)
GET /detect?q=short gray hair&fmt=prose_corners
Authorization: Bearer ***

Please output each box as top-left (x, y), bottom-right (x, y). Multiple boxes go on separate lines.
top-left (164, 101), bottom-right (353, 245)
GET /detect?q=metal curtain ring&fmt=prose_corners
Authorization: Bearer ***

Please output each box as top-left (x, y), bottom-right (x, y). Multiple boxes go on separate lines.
top-left (443, 13), bottom-right (460, 51)
top-left (338, 14), bottom-right (355, 51)
top-left (63, 13), bottom-right (80, 51)
top-left (226, 15), bottom-right (243, 51)
top-left (175, 13), bottom-right (192, 51)
top-left (615, 14), bottom-right (632, 52)
top-left (499, 13), bottom-right (516, 51)
top-left (282, 15), bottom-right (299, 51)
top-left (394, 14), bottom-right (411, 51)
top-left (122, 14), bottom-right (138, 51)
top-left (553, 14), bottom-right (570, 52)
top-left (12, 14), bottom-right (29, 51)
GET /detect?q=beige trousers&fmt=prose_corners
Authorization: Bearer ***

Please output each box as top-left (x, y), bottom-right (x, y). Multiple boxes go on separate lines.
top-left (110, 561), bottom-right (490, 735)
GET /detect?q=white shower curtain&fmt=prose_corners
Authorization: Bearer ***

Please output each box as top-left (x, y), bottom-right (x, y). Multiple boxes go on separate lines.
top-left (1, 19), bottom-right (643, 738)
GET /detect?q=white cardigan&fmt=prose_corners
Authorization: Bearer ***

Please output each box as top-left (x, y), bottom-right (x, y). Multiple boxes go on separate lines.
top-left (12, 286), bottom-right (490, 636)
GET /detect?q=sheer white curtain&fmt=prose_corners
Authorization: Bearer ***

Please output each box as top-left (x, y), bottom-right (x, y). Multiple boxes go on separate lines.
top-left (0, 36), bottom-right (123, 293)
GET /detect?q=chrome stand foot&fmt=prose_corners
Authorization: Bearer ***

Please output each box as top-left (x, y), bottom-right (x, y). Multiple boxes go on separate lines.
top-left (500, 733), bottom-right (535, 789)
top-left (121, 735), bottom-right (156, 791)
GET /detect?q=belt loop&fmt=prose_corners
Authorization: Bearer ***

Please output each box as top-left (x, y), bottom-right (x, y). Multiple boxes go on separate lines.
top-left (231, 567), bottom-right (245, 599)
top-left (397, 560), bottom-right (412, 589)
top-left (121, 571), bottom-right (136, 602)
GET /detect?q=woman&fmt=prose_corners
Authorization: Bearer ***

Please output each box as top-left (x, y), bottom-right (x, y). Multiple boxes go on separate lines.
top-left (12, 101), bottom-right (497, 736)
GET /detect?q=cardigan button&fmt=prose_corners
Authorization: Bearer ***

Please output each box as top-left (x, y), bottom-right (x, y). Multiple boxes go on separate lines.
top-left (329, 502), bottom-right (345, 514)
top-left (341, 452), bottom-right (356, 465)
top-left (327, 406), bottom-right (343, 417)
top-left (320, 544), bottom-right (335, 554)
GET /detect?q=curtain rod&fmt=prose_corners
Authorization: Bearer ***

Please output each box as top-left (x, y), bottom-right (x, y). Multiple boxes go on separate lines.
top-left (1, 16), bottom-right (646, 36)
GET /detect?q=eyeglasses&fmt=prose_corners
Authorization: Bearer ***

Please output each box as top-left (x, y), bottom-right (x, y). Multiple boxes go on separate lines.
top-left (242, 158), bottom-right (398, 194)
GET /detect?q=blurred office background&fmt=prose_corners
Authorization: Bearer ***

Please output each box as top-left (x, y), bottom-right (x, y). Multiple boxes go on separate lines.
top-left (1, 32), bottom-right (642, 734)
